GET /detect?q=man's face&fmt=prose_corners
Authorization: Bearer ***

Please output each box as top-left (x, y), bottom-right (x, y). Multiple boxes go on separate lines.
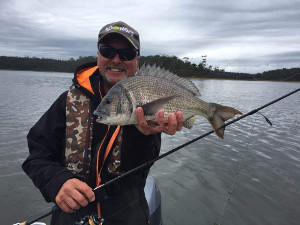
top-left (97, 35), bottom-right (140, 89)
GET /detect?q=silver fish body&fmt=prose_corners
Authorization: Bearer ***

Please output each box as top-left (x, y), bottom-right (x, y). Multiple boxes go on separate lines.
top-left (94, 64), bottom-right (242, 138)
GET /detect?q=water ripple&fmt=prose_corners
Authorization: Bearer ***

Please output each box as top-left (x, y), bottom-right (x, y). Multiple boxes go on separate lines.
top-left (1, 71), bottom-right (299, 225)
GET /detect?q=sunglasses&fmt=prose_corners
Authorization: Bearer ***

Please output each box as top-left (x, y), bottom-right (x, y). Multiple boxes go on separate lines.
top-left (99, 46), bottom-right (138, 61)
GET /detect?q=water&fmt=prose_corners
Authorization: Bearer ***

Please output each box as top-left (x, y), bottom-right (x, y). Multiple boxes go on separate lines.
top-left (0, 70), bottom-right (299, 225)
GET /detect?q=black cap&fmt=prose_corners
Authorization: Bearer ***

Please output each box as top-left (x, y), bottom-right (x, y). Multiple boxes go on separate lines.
top-left (97, 21), bottom-right (140, 52)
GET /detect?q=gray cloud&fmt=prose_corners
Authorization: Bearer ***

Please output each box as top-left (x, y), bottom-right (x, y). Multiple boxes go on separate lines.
top-left (0, 0), bottom-right (299, 73)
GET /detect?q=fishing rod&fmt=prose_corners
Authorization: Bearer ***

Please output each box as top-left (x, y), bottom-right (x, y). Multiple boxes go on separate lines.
top-left (25, 206), bottom-right (59, 225)
top-left (96, 87), bottom-right (300, 191)
top-left (24, 87), bottom-right (299, 225)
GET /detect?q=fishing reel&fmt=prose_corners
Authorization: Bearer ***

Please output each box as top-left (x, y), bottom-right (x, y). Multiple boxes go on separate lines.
top-left (74, 213), bottom-right (104, 225)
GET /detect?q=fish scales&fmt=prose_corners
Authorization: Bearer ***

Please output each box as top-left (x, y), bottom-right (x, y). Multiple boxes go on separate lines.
top-left (94, 65), bottom-right (242, 138)
top-left (121, 75), bottom-right (206, 120)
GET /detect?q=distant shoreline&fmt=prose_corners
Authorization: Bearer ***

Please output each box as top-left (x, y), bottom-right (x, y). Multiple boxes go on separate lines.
top-left (185, 76), bottom-right (300, 83)
top-left (0, 68), bottom-right (74, 74)
top-left (1, 55), bottom-right (299, 81)
top-left (2, 69), bottom-right (299, 83)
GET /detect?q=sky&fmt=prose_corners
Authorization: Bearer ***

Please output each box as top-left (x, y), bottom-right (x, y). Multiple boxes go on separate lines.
top-left (0, 0), bottom-right (299, 74)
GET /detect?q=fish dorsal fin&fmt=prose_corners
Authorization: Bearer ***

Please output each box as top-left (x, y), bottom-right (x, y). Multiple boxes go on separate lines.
top-left (136, 64), bottom-right (201, 96)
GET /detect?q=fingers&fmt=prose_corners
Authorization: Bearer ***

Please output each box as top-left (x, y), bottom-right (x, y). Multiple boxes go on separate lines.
top-left (55, 178), bottom-right (95, 213)
top-left (176, 111), bottom-right (184, 131)
top-left (58, 193), bottom-right (81, 213)
top-left (136, 107), bottom-right (163, 135)
top-left (76, 182), bottom-right (95, 203)
top-left (135, 107), bottom-right (149, 135)
top-left (163, 113), bottom-right (177, 135)
top-left (162, 111), bottom-right (184, 135)
top-left (136, 107), bottom-right (148, 131)
top-left (156, 110), bottom-right (165, 126)
top-left (135, 108), bottom-right (184, 135)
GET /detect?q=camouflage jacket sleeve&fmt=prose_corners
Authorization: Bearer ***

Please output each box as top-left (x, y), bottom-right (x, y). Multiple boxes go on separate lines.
top-left (22, 91), bottom-right (77, 203)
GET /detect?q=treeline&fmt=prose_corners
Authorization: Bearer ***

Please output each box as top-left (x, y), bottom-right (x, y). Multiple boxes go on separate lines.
top-left (0, 55), bottom-right (299, 81)
top-left (255, 68), bottom-right (300, 81)
top-left (139, 55), bottom-right (256, 80)
top-left (0, 56), bottom-right (96, 73)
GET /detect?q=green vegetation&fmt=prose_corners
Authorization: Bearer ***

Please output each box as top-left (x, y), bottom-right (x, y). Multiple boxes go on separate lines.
top-left (0, 56), bottom-right (96, 73)
top-left (255, 68), bottom-right (300, 81)
top-left (0, 55), bottom-right (299, 81)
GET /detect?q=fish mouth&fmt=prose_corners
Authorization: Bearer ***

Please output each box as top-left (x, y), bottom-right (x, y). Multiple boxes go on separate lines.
top-left (93, 110), bottom-right (103, 118)
top-left (94, 113), bottom-right (104, 123)
top-left (96, 117), bottom-right (103, 123)
top-left (95, 116), bottom-right (111, 125)
top-left (94, 110), bottom-right (108, 123)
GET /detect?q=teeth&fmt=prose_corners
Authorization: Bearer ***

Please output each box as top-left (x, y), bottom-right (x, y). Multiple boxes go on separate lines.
top-left (111, 68), bottom-right (122, 72)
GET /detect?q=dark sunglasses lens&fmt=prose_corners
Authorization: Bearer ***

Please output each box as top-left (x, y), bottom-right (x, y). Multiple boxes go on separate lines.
top-left (99, 46), bottom-right (137, 61)
top-left (118, 49), bottom-right (137, 61)
top-left (99, 46), bottom-right (116, 59)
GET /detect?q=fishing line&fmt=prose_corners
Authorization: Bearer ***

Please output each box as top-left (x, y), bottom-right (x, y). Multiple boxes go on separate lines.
top-left (214, 114), bottom-right (261, 225)
top-left (101, 197), bottom-right (142, 222)
top-left (252, 72), bottom-right (299, 81)
top-left (281, 72), bottom-right (300, 81)
top-left (257, 112), bottom-right (272, 126)
top-left (213, 74), bottom-right (299, 225)
top-left (26, 205), bottom-right (59, 225)
top-left (24, 87), bottom-right (299, 224)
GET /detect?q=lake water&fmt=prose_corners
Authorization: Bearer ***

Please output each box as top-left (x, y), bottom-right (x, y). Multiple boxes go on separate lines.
top-left (0, 70), bottom-right (299, 225)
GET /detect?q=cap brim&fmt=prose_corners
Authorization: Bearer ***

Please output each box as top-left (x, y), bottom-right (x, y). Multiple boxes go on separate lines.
top-left (99, 32), bottom-right (139, 50)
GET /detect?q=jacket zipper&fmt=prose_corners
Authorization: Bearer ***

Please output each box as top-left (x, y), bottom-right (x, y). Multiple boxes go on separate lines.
top-left (82, 94), bottom-right (93, 181)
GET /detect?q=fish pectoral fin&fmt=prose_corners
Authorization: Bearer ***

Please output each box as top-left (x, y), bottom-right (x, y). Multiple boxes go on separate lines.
top-left (140, 95), bottom-right (179, 116)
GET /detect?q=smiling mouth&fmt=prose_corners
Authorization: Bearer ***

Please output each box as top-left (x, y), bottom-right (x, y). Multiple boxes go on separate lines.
top-left (108, 67), bottom-right (125, 72)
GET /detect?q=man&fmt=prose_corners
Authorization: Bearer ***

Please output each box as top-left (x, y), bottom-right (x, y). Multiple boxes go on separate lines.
top-left (22, 21), bottom-right (183, 225)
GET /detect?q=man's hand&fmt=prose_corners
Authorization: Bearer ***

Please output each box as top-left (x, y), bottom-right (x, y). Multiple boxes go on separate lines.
top-left (135, 107), bottom-right (184, 135)
top-left (55, 178), bottom-right (95, 213)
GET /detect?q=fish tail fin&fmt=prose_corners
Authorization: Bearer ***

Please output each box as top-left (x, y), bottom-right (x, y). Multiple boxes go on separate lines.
top-left (207, 103), bottom-right (242, 139)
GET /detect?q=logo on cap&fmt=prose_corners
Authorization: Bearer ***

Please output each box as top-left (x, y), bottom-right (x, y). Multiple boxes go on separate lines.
top-left (105, 26), bottom-right (135, 37)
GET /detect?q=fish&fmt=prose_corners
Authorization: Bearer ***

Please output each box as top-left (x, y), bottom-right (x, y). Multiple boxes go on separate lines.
top-left (94, 64), bottom-right (242, 138)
